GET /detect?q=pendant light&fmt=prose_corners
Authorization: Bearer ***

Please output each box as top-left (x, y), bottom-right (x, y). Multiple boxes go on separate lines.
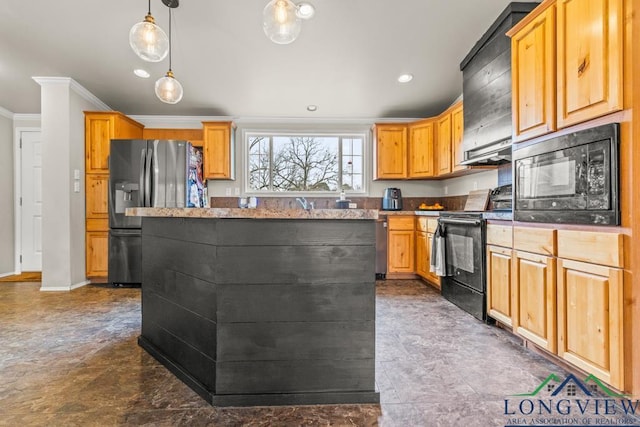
top-left (263, 0), bottom-right (302, 44)
top-left (155, 6), bottom-right (183, 104)
top-left (129, 0), bottom-right (169, 62)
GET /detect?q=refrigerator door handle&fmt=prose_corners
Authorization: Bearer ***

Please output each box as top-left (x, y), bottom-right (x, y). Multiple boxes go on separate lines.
top-left (139, 148), bottom-right (146, 207)
top-left (144, 147), bottom-right (153, 207)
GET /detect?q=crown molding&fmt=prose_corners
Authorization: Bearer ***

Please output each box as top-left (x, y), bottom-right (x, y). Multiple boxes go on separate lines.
top-left (32, 77), bottom-right (110, 111)
top-left (129, 115), bottom-right (233, 128)
top-left (13, 114), bottom-right (41, 122)
top-left (0, 106), bottom-right (13, 119)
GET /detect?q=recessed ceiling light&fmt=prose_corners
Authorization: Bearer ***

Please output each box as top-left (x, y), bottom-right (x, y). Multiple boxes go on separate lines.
top-left (296, 3), bottom-right (315, 19)
top-left (397, 73), bottom-right (413, 83)
top-left (307, 105), bottom-right (318, 112)
top-left (134, 69), bottom-right (150, 78)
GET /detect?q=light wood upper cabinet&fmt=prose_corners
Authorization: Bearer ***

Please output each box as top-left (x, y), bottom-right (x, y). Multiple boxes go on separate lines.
top-left (513, 250), bottom-right (557, 352)
top-left (374, 124), bottom-right (408, 179)
top-left (408, 120), bottom-right (435, 178)
top-left (510, 4), bottom-right (557, 142)
top-left (203, 121), bottom-right (235, 180)
top-left (436, 112), bottom-right (452, 176)
top-left (557, 259), bottom-right (623, 389)
top-left (556, 0), bottom-right (623, 128)
top-left (85, 112), bottom-right (144, 174)
top-left (450, 103), bottom-right (467, 172)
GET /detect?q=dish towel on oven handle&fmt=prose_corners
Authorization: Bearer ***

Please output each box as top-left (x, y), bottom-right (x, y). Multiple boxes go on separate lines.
top-left (430, 222), bottom-right (447, 276)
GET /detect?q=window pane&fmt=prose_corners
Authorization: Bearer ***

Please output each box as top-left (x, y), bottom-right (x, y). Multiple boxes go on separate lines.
top-left (248, 133), bottom-right (364, 193)
top-left (272, 136), bottom-right (339, 191)
top-left (248, 136), bottom-right (271, 191)
top-left (342, 138), bottom-right (352, 155)
top-left (352, 138), bottom-right (363, 155)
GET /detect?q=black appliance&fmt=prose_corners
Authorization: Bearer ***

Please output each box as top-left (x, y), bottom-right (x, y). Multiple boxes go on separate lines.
top-left (489, 184), bottom-right (513, 211)
top-left (438, 212), bottom-right (487, 321)
top-left (108, 139), bottom-right (205, 287)
top-left (382, 188), bottom-right (403, 211)
top-left (513, 123), bottom-right (620, 225)
top-left (375, 216), bottom-right (387, 279)
top-left (458, 2), bottom-right (537, 166)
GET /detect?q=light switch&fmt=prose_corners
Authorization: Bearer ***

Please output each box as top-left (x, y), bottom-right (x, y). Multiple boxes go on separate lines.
top-left (73, 169), bottom-right (80, 180)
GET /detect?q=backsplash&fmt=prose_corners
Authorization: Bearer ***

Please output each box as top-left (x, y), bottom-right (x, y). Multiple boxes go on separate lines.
top-left (209, 196), bottom-right (468, 211)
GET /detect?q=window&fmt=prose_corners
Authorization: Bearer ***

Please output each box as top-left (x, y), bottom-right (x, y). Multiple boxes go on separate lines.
top-left (247, 133), bottom-right (365, 193)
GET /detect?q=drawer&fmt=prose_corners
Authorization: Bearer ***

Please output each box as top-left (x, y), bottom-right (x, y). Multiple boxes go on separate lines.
top-left (513, 226), bottom-right (556, 256)
top-left (86, 218), bottom-right (109, 232)
top-left (388, 216), bottom-right (415, 231)
top-left (557, 230), bottom-right (623, 268)
top-left (487, 224), bottom-right (512, 247)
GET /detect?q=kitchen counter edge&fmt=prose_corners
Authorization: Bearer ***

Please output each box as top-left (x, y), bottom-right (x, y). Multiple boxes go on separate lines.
top-left (126, 207), bottom-right (379, 220)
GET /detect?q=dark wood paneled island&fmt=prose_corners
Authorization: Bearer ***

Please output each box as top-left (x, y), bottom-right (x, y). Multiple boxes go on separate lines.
top-left (128, 207), bottom-right (380, 406)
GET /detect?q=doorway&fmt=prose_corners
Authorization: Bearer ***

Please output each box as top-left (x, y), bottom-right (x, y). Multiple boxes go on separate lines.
top-left (15, 129), bottom-right (42, 273)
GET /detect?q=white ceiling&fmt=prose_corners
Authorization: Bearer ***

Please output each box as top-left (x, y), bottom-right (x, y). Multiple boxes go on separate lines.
top-left (0, 0), bottom-right (525, 119)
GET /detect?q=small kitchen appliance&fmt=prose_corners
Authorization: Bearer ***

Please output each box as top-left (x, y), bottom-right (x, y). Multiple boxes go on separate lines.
top-left (382, 188), bottom-right (403, 211)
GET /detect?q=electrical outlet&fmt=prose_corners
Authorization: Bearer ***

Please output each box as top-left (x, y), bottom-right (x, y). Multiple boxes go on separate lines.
top-left (225, 187), bottom-right (231, 196)
top-left (473, 181), bottom-right (478, 190)
top-left (73, 181), bottom-right (80, 193)
top-left (444, 186), bottom-right (449, 195)
top-left (234, 187), bottom-right (240, 195)
top-left (348, 203), bottom-right (357, 209)
top-left (73, 169), bottom-right (80, 180)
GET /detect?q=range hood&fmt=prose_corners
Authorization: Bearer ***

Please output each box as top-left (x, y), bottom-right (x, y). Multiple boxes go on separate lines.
top-left (459, 2), bottom-right (537, 166)
top-left (460, 138), bottom-right (512, 165)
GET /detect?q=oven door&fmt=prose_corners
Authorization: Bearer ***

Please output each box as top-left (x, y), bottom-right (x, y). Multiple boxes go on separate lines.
top-left (439, 217), bottom-right (485, 293)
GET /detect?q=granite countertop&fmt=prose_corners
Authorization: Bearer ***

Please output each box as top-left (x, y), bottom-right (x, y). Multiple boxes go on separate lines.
top-left (126, 207), bottom-right (379, 220)
top-left (383, 210), bottom-right (513, 221)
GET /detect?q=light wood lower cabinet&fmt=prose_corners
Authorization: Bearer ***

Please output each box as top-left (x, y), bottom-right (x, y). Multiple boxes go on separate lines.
top-left (486, 245), bottom-right (513, 326)
top-left (557, 258), bottom-right (624, 390)
top-left (388, 230), bottom-right (415, 273)
top-left (415, 231), bottom-right (429, 278)
top-left (387, 216), bottom-right (415, 275)
top-left (513, 250), bottom-right (557, 352)
top-left (86, 231), bottom-right (109, 278)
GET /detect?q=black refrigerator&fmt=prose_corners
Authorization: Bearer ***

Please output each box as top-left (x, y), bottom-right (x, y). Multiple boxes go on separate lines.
top-left (108, 139), bottom-right (205, 286)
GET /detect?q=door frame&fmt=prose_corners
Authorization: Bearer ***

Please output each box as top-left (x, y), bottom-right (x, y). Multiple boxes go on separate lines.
top-left (13, 127), bottom-right (42, 274)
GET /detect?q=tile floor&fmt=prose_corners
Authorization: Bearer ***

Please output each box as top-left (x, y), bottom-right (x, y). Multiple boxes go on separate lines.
top-left (0, 280), bottom-right (633, 426)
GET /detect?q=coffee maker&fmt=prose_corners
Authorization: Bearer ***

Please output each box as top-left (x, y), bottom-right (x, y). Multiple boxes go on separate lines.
top-left (382, 188), bottom-right (403, 211)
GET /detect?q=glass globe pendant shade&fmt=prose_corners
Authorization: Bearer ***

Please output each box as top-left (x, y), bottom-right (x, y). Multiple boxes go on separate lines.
top-left (129, 13), bottom-right (169, 62)
top-left (155, 70), bottom-right (183, 104)
top-left (263, 0), bottom-right (302, 44)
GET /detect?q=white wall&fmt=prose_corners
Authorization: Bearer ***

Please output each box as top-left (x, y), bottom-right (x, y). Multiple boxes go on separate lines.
top-left (0, 112), bottom-right (14, 275)
top-left (36, 77), bottom-right (105, 290)
top-left (69, 89), bottom-right (96, 285)
top-left (441, 169), bottom-right (499, 196)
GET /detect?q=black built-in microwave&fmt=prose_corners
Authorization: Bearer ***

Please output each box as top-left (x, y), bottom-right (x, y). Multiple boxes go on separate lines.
top-left (513, 123), bottom-right (620, 225)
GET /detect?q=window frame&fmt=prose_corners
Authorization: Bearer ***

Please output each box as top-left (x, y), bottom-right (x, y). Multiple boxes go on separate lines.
top-left (243, 130), bottom-right (368, 196)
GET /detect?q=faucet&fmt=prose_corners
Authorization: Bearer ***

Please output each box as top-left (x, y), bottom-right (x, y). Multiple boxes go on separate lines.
top-left (296, 197), bottom-right (314, 210)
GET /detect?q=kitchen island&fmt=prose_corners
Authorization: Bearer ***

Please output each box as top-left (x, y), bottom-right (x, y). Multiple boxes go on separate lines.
top-left (127, 207), bottom-right (380, 406)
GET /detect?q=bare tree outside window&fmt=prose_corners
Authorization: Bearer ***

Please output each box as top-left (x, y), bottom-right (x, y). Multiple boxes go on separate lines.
top-left (248, 134), bottom-right (364, 193)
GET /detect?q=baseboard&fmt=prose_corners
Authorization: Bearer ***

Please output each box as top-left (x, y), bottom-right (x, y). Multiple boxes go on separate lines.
top-left (0, 271), bottom-right (19, 279)
top-left (40, 280), bottom-right (90, 292)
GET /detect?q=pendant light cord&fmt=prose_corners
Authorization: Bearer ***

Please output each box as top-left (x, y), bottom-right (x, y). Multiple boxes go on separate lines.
top-left (168, 7), bottom-right (172, 72)
top-left (147, 0), bottom-right (151, 15)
